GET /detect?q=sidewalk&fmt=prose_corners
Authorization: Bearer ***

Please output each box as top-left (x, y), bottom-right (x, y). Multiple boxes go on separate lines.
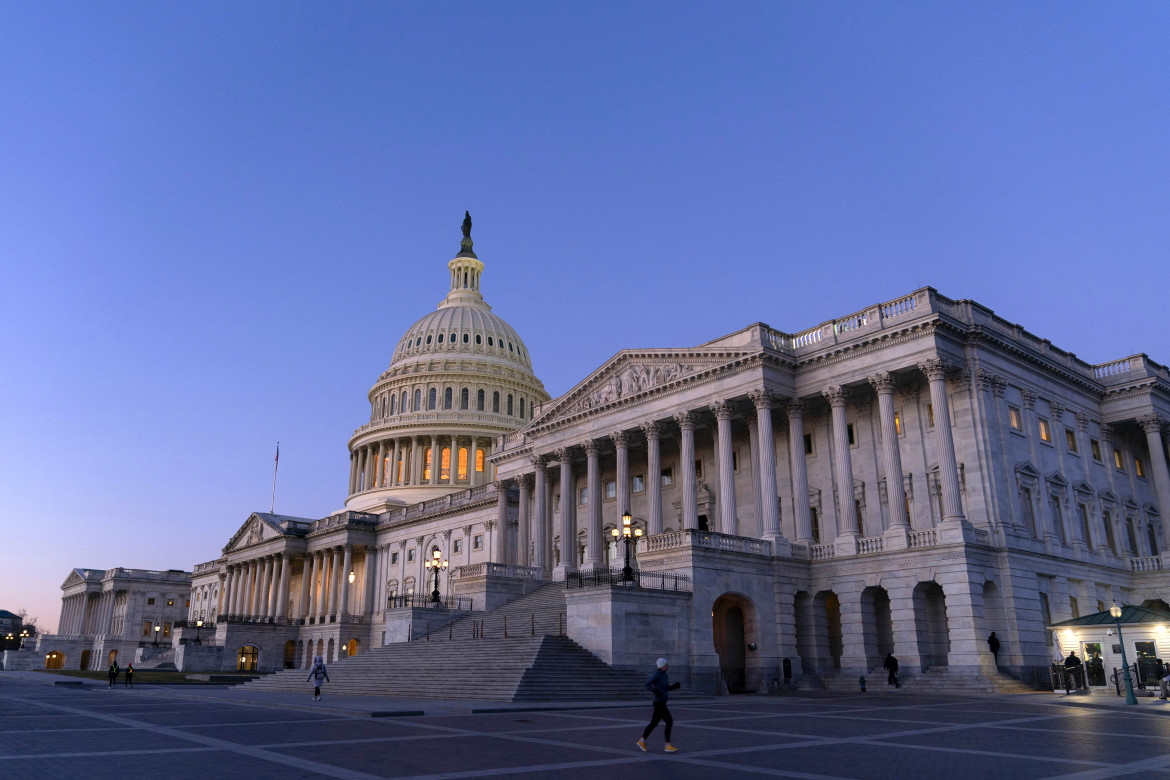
top-left (1037, 685), bottom-right (1170, 714)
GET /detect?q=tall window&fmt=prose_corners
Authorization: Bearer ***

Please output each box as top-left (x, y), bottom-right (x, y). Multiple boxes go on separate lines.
top-left (507, 394), bottom-right (514, 416)
top-left (1135, 457), bottom-right (1146, 478)
top-left (477, 389), bottom-right (485, 411)
top-left (458, 448), bottom-right (468, 480)
top-left (1038, 419), bottom-right (1051, 443)
top-left (1008, 406), bottom-right (1022, 431)
top-left (1103, 510), bottom-right (1117, 555)
top-left (493, 391), bottom-right (500, 413)
top-left (1077, 503), bottom-right (1092, 549)
top-left (1020, 487), bottom-right (1036, 537)
top-left (1051, 500), bottom-right (1066, 544)
top-left (412, 389), bottom-right (420, 411)
top-left (810, 506), bottom-right (820, 543)
top-left (476, 449), bottom-right (485, 473)
top-left (1065, 428), bottom-right (1078, 452)
top-left (444, 387), bottom-right (453, 410)
top-left (428, 388), bottom-right (437, 410)
top-left (519, 397), bottom-right (525, 418)
top-left (1148, 524), bottom-right (1160, 556)
top-left (440, 448), bottom-right (451, 481)
top-left (461, 388), bottom-right (469, 410)
top-left (854, 499), bottom-right (865, 536)
top-left (424, 447), bottom-right (432, 481)
top-left (390, 394), bottom-right (396, 415)
top-left (1114, 449), bottom-right (1125, 471)
top-left (1126, 516), bottom-right (1139, 555)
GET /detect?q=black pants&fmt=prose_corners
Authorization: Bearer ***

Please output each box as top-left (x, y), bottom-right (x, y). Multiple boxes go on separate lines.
top-left (643, 701), bottom-right (673, 742)
top-left (887, 669), bottom-right (899, 686)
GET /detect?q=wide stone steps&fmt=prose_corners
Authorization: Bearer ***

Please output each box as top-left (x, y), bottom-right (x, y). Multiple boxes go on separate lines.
top-left (818, 667), bottom-right (1036, 694)
top-left (429, 583), bottom-right (568, 642)
top-left (241, 634), bottom-right (649, 701)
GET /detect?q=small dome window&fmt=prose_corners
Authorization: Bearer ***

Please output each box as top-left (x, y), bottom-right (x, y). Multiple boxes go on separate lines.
top-left (437, 333), bottom-right (444, 343)
top-left (508, 342), bottom-right (514, 352)
top-left (475, 334), bottom-right (482, 345)
top-left (463, 333), bottom-right (469, 343)
top-left (426, 335), bottom-right (432, 344)
top-left (487, 337), bottom-right (494, 347)
top-left (450, 332), bottom-right (457, 343)
top-left (415, 337), bottom-right (422, 346)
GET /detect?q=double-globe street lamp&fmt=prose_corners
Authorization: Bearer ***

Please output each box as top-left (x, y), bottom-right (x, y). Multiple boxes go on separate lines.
top-left (611, 511), bottom-right (643, 582)
top-left (1111, 601), bottom-right (1139, 705)
top-left (193, 618), bottom-right (203, 645)
top-left (424, 549), bottom-right (448, 604)
top-left (153, 625), bottom-right (160, 647)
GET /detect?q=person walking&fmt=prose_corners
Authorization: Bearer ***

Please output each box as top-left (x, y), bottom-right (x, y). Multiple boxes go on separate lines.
top-left (987, 632), bottom-right (1000, 666)
top-left (637, 657), bottom-right (680, 753)
top-left (306, 655), bottom-right (329, 701)
top-left (107, 659), bottom-right (119, 689)
top-left (883, 652), bottom-right (900, 688)
top-left (124, 663), bottom-right (134, 688)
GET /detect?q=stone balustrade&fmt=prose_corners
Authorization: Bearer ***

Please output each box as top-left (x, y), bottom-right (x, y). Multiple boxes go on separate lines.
top-left (858, 536), bottom-right (884, 554)
top-left (642, 530), bottom-right (772, 557)
top-left (811, 544), bottom-right (835, 560)
top-left (909, 529), bottom-right (938, 548)
top-left (454, 562), bottom-right (544, 580)
top-left (1130, 556), bottom-right (1164, 572)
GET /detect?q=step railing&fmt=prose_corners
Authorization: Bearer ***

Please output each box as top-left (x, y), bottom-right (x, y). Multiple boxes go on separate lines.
top-left (565, 566), bottom-right (691, 592)
top-left (387, 594), bottom-right (474, 610)
top-left (425, 612), bottom-right (567, 641)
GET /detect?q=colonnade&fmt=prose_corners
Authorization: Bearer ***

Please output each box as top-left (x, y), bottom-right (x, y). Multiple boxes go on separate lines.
top-left (494, 361), bottom-right (967, 574)
top-left (348, 434), bottom-right (492, 495)
top-left (220, 544), bottom-right (375, 623)
top-left (57, 591), bottom-right (114, 636)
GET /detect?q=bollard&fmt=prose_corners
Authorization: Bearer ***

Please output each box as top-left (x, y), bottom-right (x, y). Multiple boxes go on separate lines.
top-left (531, 613), bottom-right (535, 636)
top-left (504, 615), bottom-right (508, 638)
top-left (859, 675), bottom-right (866, 692)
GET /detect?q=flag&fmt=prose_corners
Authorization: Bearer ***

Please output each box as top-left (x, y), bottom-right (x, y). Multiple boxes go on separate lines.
top-left (275, 443), bottom-right (279, 467)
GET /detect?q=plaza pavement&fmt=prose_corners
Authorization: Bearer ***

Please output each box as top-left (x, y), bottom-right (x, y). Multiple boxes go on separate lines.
top-left (4, 671), bottom-right (1170, 779)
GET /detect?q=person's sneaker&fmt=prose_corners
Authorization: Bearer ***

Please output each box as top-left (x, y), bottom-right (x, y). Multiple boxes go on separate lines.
top-left (636, 739), bottom-right (647, 752)
top-left (664, 744), bottom-right (678, 753)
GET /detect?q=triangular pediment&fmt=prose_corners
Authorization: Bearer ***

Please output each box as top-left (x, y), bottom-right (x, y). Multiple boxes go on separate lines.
top-left (1099, 489), bottom-right (1117, 503)
top-left (1073, 480), bottom-right (1094, 496)
top-left (223, 513), bottom-right (281, 554)
top-left (1014, 462), bottom-right (1041, 479)
top-left (61, 569), bottom-right (87, 589)
top-left (530, 348), bottom-right (759, 427)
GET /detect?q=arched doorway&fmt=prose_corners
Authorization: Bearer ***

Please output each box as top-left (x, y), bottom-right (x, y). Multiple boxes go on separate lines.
top-left (822, 591), bottom-right (843, 670)
top-left (983, 581), bottom-right (1006, 667)
top-left (283, 641), bottom-right (296, 669)
top-left (860, 586), bottom-right (893, 670)
top-left (237, 645), bottom-right (258, 671)
top-left (712, 596), bottom-right (747, 692)
top-left (794, 590), bottom-right (841, 676)
top-left (347, 638), bottom-right (358, 657)
top-left (80, 649), bottom-right (91, 671)
top-left (108, 649), bottom-right (118, 665)
top-left (327, 638), bottom-right (335, 662)
top-left (913, 582), bottom-right (950, 668)
top-left (45, 651), bottom-right (65, 669)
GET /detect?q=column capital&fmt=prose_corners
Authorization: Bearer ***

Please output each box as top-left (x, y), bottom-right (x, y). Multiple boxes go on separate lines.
top-left (709, 399), bottom-right (734, 420)
top-left (494, 478), bottom-right (511, 491)
top-left (442, 528), bottom-right (452, 540)
top-left (610, 430), bottom-right (629, 448)
top-left (517, 473), bottom-right (533, 490)
top-left (484, 519), bottom-right (495, 531)
top-left (822, 385), bottom-right (848, 408)
top-left (785, 399), bottom-right (805, 419)
top-left (1138, 414), bottom-right (1166, 434)
top-left (529, 454), bottom-right (546, 471)
top-left (917, 358), bottom-right (951, 381)
top-left (868, 372), bottom-right (896, 395)
top-left (673, 410), bottom-right (695, 431)
top-left (1050, 401), bottom-right (1066, 421)
top-left (748, 388), bottom-right (774, 410)
top-left (553, 447), bottom-right (573, 463)
top-left (583, 438), bottom-right (602, 456)
top-left (1020, 387), bottom-right (1038, 410)
top-left (640, 420), bottom-right (661, 440)
top-left (1076, 412), bottom-right (1092, 432)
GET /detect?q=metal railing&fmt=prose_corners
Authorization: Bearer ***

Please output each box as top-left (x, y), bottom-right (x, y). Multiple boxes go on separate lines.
top-left (174, 620), bottom-right (216, 630)
top-left (386, 593), bottom-right (473, 611)
top-left (565, 567), bottom-right (691, 592)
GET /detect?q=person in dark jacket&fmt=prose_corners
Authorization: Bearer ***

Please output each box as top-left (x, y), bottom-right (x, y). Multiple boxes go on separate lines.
top-left (107, 660), bottom-right (119, 689)
top-left (637, 657), bottom-right (680, 753)
top-left (306, 655), bottom-right (329, 701)
top-left (883, 653), bottom-right (900, 688)
top-left (987, 632), bottom-right (1000, 665)
top-left (124, 663), bottom-right (134, 688)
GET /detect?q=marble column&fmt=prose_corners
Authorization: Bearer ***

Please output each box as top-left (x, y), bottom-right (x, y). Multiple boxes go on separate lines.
top-left (1138, 415), bottom-right (1170, 544)
top-left (362, 546), bottom-right (376, 615)
top-left (413, 436), bottom-right (425, 486)
top-left (429, 435), bottom-right (440, 485)
top-left (919, 359), bottom-right (967, 526)
top-left (331, 547), bottom-right (344, 615)
top-left (711, 400), bottom-right (738, 536)
top-left (391, 438), bottom-right (401, 486)
top-left (787, 401), bottom-right (814, 544)
top-left (494, 480), bottom-right (510, 563)
top-left (870, 372), bottom-right (911, 533)
top-left (221, 569), bottom-right (234, 617)
top-left (584, 439), bottom-right (603, 569)
top-left (316, 552), bottom-right (329, 621)
top-left (642, 422), bottom-right (663, 535)
top-left (471, 437), bottom-right (481, 487)
top-left (275, 555), bottom-right (289, 620)
top-left (375, 440), bottom-right (386, 488)
top-left (339, 545), bottom-right (352, 615)
top-left (260, 557), bottom-right (275, 617)
top-left (365, 445), bottom-right (377, 490)
top-left (555, 448), bottom-right (577, 578)
top-left (824, 385), bottom-right (859, 549)
top-left (750, 390), bottom-right (783, 547)
top-left (296, 556), bottom-right (311, 619)
top-left (517, 474), bottom-right (532, 567)
top-left (349, 451), bottom-right (357, 495)
top-left (531, 457), bottom-right (548, 572)
top-left (675, 412), bottom-right (698, 530)
top-left (614, 429), bottom-right (631, 523)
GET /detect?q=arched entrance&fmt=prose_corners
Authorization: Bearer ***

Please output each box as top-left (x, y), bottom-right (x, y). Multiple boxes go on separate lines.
top-left (860, 586), bottom-right (893, 671)
top-left (327, 638), bottom-right (335, 662)
top-left (983, 581), bottom-right (1006, 667)
top-left (794, 590), bottom-right (841, 677)
top-left (347, 638), bottom-right (358, 657)
top-left (108, 649), bottom-right (118, 665)
top-left (913, 582), bottom-right (950, 669)
top-left (45, 651), bottom-right (65, 669)
top-left (80, 649), bottom-right (91, 671)
top-left (237, 645), bottom-right (258, 671)
top-left (823, 591), bottom-right (843, 670)
top-left (712, 595), bottom-right (748, 692)
top-left (283, 641), bottom-right (296, 669)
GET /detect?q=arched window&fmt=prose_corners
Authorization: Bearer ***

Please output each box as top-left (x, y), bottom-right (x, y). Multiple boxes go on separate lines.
top-left (390, 394), bottom-right (396, 415)
top-left (426, 334), bottom-right (432, 344)
top-left (508, 341), bottom-right (514, 352)
top-left (463, 333), bottom-right (469, 343)
top-left (413, 389), bottom-right (421, 411)
top-left (460, 388), bottom-right (469, 410)
top-left (519, 397), bottom-right (525, 418)
top-left (493, 391), bottom-right (500, 413)
top-left (507, 394), bottom-right (514, 416)
top-left (415, 337), bottom-right (421, 346)
top-left (458, 448), bottom-right (468, 480)
top-left (475, 334), bottom-right (482, 344)
top-left (463, 271), bottom-right (468, 288)
top-left (424, 448), bottom-right (433, 481)
top-left (441, 447), bottom-right (451, 481)
top-left (428, 388), bottom-right (437, 410)
top-left (401, 391), bottom-right (407, 412)
top-left (487, 336), bottom-right (494, 347)
top-left (450, 332), bottom-right (456, 343)
top-left (476, 448), bottom-right (485, 473)
top-left (444, 387), bottom-right (453, 409)
top-left (437, 333), bottom-right (444, 343)
top-left (477, 389), bottom-right (485, 411)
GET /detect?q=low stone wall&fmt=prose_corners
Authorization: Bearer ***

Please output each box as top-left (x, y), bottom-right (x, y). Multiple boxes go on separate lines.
top-left (175, 643), bottom-right (224, 672)
top-left (382, 607), bottom-right (469, 643)
top-left (566, 584), bottom-right (692, 677)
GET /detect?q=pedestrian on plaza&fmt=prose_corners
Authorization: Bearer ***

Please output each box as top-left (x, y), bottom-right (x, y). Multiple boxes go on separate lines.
top-left (107, 659), bottom-right (119, 689)
top-left (306, 654), bottom-right (329, 701)
top-left (883, 652), bottom-right (900, 688)
top-left (124, 663), bottom-right (134, 688)
top-left (1064, 651), bottom-right (1084, 690)
top-left (637, 657), bottom-right (680, 753)
top-left (987, 632), bottom-right (1000, 665)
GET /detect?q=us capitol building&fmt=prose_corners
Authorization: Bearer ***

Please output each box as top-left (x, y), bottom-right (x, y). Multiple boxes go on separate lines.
top-left (20, 216), bottom-right (1170, 694)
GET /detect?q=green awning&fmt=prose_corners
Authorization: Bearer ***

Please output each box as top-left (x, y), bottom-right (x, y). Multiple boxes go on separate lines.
top-left (1049, 604), bottom-right (1170, 628)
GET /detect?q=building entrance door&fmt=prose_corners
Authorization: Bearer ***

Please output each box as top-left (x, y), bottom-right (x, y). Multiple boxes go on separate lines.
top-left (1083, 642), bottom-right (1106, 686)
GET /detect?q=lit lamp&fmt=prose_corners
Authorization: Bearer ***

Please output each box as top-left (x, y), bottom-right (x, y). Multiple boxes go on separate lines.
top-left (348, 569), bottom-right (356, 585)
top-left (610, 510), bottom-right (643, 582)
top-left (1111, 601), bottom-right (1139, 705)
top-left (153, 624), bottom-right (160, 647)
top-left (194, 618), bottom-right (203, 645)
top-left (424, 549), bottom-right (448, 604)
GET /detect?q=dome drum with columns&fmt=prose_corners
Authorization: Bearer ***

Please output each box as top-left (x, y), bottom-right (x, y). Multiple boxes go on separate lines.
top-left (345, 214), bottom-right (549, 512)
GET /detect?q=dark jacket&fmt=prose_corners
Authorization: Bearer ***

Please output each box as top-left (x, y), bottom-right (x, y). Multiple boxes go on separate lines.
top-left (646, 669), bottom-right (679, 703)
top-left (883, 655), bottom-right (898, 673)
top-left (988, 634), bottom-right (1000, 653)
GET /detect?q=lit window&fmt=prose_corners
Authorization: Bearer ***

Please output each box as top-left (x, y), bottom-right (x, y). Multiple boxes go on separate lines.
top-left (1114, 449), bottom-right (1125, 471)
top-left (424, 447), bottom-right (432, 480)
top-left (476, 449), bottom-right (485, 473)
top-left (605, 480), bottom-right (617, 500)
top-left (1065, 429), bottom-right (1078, 453)
top-left (473, 535), bottom-right (483, 550)
top-left (167, 599), bottom-right (174, 607)
top-left (1136, 457), bottom-right (1146, 478)
top-left (1008, 406), bottom-right (1022, 431)
top-left (1038, 418), bottom-right (1051, 443)
top-left (894, 411), bottom-right (902, 436)
top-left (660, 468), bottom-right (673, 487)
top-left (142, 621), bottom-right (152, 637)
top-left (440, 447), bottom-right (451, 480)
top-left (632, 475), bottom-right (645, 493)
top-left (162, 622), bottom-right (171, 638)
top-left (927, 404), bottom-right (935, 428)
top-left (458, 447), bottom-right (468, 480)
top-left (1091, 439), bottom-right (1102, 461)
top-left (579, 487), bottom-right (588, 505)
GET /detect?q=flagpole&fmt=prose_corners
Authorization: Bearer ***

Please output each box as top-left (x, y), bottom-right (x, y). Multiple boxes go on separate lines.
top-left (271, 442), bottom-right (279, 513)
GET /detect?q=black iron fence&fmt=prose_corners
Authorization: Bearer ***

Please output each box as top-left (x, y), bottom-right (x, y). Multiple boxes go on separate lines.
top-left (386, 594), bottom-right (473, 611)
top-left (565, 567), bottom-right (691, 592)
top-left (174, 620), bottom-right (216, 630)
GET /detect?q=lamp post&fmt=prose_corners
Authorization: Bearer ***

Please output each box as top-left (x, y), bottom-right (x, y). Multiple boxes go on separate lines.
top-left (1111, 601), bottom-right (1139, 705)
top-left (610, 510), bottom-right (643, 582)
top-left (194, 618), bottom-right (203, 645)
top-left (19, 629), bottom-right (29, 649)
top-left (153, 625), bottom-right (160, 647)
top-left (348, 569), bottom-right (356, 585)
top-left (424, 549), bottom-right (448, 604)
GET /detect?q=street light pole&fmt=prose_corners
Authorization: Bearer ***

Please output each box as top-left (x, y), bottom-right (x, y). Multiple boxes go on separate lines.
top-left (610, 511), bottom-right (643, 582)
top-left (1111, 601), bottom-right (1139, 705)
top-left (153, 625), bottom-right (160, 647)
top-left (194, 618), bottom-right (203, 645)
top-left (424, 549), bottom-right (448, 604)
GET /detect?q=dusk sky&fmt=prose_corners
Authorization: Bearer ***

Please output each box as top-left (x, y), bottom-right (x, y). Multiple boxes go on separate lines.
top-left (2, 2), bottom-right (1168, 631)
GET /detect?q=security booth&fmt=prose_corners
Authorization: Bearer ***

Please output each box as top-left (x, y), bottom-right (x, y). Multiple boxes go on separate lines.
top-left (1049, 604), bottom-right (1170, 696)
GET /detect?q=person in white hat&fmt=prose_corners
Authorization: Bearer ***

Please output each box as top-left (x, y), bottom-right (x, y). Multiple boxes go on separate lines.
top-left (637, 657), bottom-right (680, 753)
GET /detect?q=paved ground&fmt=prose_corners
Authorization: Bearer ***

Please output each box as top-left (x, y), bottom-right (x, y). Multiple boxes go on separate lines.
top-left (5, 673), bottom-right (1170, 779)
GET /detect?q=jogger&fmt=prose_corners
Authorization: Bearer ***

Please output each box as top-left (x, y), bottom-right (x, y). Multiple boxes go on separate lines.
top-left (637, 657), bottom-right (680, 753)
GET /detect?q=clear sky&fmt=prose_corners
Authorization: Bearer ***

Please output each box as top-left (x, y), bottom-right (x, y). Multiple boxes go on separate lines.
top-left (2, 2), bottom-right (1168, 631)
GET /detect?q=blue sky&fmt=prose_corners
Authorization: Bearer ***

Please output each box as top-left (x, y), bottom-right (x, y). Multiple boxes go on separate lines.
top-left (2, 2), bottom-right (1167, 630)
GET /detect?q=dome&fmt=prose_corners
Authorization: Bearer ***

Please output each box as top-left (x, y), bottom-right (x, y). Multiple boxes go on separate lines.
top-left (343, 213), bottom-right (548, 513)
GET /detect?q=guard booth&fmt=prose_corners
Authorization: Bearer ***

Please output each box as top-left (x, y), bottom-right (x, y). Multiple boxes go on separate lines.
top-left (1049, 604), bottom-right (1170, 696)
